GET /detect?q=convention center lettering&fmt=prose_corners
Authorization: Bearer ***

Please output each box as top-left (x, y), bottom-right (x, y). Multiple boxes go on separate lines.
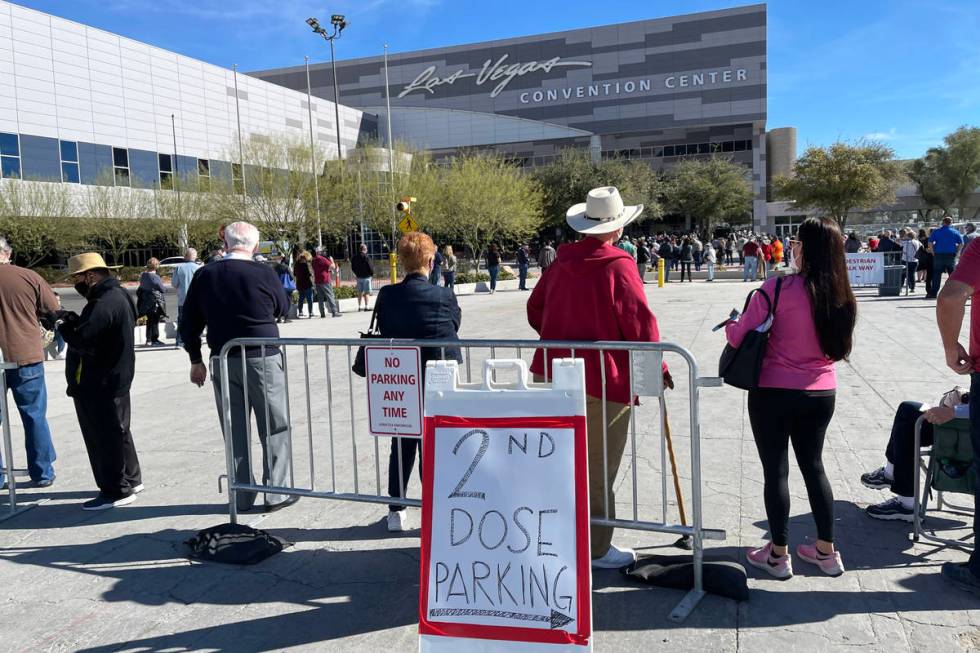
top-left (398, 52), bottom-right (748, 105)
top-left (427, 426), bottom-right (579, 631)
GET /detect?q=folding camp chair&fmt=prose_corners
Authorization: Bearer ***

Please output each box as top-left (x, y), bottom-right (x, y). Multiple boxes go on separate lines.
top-left (913, 415), bottom-right (975, 550)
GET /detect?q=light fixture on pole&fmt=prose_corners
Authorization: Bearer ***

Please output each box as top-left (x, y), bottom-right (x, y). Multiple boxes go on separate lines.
top-left (307, 14), bottom-right (347, 162)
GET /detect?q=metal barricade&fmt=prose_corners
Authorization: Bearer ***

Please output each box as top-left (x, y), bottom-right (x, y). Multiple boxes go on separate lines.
top-left (215, 337), bottom-right (725, 622)
top-left (0, 358), bottom-right (41, 523)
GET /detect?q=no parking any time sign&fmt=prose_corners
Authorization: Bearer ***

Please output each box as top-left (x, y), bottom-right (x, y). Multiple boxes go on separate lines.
top-left (365, 346), bottom-right (422, 437)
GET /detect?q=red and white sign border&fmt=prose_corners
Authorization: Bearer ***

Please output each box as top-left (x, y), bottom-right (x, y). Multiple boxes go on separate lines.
top-left (365, 345), bottom-right (423, 438)
top-left (419, 413), bottom-right (592, 648)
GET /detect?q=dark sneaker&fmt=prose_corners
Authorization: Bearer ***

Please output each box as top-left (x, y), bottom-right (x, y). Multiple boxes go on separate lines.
top-left (32, 476), bottom-right (56, 488)
top-left (942, 562), bottom-right (980, 597)
top-left (861, 467), bottom-right (892, 490)
top-left (866, 497), bottom-right (914, 522)
top-left (82, 493), bottom-right (136, 511)
top-left (264, 495), bottom-right (299, 513)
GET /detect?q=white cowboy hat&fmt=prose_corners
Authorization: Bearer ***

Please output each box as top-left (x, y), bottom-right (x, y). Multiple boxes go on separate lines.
top-left (566, 186), bottom-right (643, 235)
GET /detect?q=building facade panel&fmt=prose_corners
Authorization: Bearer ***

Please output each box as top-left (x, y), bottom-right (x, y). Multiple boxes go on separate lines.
top-left (252, 3), bottom-right (768, 226)
top-left (0, 0), bottom-right (374, 198)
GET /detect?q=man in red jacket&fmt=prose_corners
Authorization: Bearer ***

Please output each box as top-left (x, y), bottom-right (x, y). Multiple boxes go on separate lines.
top-left (528, 186), bottom-right (670, 569)
top-left (311, 248), bottom-right (341, 318)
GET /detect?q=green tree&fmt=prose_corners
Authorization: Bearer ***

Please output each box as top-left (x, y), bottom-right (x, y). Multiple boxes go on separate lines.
top-left (437, 152), bottom-right (544, 266)
top-left (908, 152), bottom-right (949, 222)
top-left (773, 141), bottom-right (904, 229)
top-left (239, 135), bottom-right (325, 255)
top-left (665, 156), bottom-right (752, 233)
top-left (532, 149), bottom-right (664, 229)
top-left (0, 179), bottom-right (82, 266)
top-left (909, 126), bottom-right (980, 220)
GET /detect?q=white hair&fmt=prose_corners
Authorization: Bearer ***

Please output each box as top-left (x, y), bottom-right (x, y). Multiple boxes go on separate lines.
top-left (223, 222), bottom-right (260, 253)
top-left (185, 247), bottom-right (197, 261)
top-left (0, 236), bottom-right (10, 257)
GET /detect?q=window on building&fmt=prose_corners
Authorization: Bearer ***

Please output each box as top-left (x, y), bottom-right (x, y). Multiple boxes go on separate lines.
top-left (232, 162), bottom-right (244, 194)
top-left (112, 147), bottom-right (130, 187)
top-left (59, 140), bottom-right (80, 184)
top-left (158, 153), bottom-right (173, 189)
top-left (697, 143), bottom-right (710, 155)
top-left (722, 141), bottom-right (735, 152)
top-left (197, 158), bottom-right (210, 191)
top-left (0, 132), bottom-right (21, 179)
top-left (734, 140), bottom-right (747, 152)
top-left (675, 144), bottom-right (687, 156)
top-left (653, 146), bottom-right (664, 158)
top-left (663, 145), bottom-right (675, 157)
top-left (745, 139), bottom-right (754, 150)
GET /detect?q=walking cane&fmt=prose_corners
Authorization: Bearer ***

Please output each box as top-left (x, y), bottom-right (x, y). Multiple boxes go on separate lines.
top-left (660, 396), bottom-right (692, 550)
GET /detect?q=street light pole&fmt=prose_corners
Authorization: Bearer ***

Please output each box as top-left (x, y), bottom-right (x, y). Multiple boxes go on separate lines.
top-left (329, 37), bottom-right (343, 162)
top-left (306, 15), bottom-right (347, 163)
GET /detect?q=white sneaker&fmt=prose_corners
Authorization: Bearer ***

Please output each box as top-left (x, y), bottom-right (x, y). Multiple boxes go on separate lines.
top-left (591, 544), bottom-right (636, 569)
top-left (387, 510), bottom-right (410, 532)
top-left (132, 484), bottom-right (145, 494)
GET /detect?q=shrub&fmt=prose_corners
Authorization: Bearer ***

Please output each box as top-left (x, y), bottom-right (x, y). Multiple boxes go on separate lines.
top-left (454, 271), bottom-right (490, 284)
top-left (335, 285), bottom-right (358, 300)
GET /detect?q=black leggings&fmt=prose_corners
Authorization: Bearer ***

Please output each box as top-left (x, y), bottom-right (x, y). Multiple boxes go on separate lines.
top-left (748, 388), bottom-right (836, 547)
top-left (680, 261), bottom-right (693, 281)
top-left (388, 436), bottom-right (421, 512)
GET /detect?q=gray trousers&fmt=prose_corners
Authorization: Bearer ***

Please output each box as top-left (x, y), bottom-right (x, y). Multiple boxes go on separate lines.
top-left (212, 354), bottom-right (291, 510)
top-left (315, 283), bottom-right (340, 317)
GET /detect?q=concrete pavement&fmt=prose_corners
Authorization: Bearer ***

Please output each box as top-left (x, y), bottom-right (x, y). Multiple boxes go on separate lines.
top-left (2, 277), bottom-right (979, 652)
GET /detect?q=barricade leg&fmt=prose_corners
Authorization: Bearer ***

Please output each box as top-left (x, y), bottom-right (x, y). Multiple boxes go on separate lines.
top-left (0, 363), bottom-right (46, 522)
top-left (668, 361), bottom-right (707, 622)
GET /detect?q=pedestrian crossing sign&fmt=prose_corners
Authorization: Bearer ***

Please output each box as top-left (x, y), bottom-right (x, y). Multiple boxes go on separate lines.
top-left (398, 215), bottom-right (419, 234)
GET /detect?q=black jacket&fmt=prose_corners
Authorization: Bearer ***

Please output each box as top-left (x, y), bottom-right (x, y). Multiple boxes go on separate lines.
top-left (376, 273), bottom-right (463, 372)
top-left (351, 253), bottom-right (374, 278)
top-left (60, 277), bottom-right (137, 397)
top-left (180, 258), bottom-right (288, 364)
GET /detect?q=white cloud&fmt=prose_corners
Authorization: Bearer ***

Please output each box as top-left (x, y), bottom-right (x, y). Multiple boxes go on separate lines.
top-left (862, 129), bottom-right (897, 141)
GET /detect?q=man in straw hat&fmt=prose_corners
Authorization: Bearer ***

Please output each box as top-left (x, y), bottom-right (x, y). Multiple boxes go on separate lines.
top-left (0, 235), bottom-right (60, 490)
top-left (57, 252), bottom-right (143, 510)
top-left (527, 186), bottom-right (671, 569)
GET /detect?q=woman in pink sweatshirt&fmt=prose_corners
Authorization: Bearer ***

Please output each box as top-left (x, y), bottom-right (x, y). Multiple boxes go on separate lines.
top-left (726, 217), bottom-right (857, 579)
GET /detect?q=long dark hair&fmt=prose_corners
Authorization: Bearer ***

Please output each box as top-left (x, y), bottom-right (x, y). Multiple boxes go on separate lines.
top-left (797, 217), bottom-right (857, 361)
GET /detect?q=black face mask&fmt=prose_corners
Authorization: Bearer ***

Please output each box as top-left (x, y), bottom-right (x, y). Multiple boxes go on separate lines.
top-left (74, 281), bottom-right (89, 298)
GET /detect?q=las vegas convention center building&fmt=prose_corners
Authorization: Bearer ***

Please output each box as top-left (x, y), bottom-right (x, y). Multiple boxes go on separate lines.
top-left (2, 0), bottom-right (802, 232)
top-left (255, 3), bottom-right (779, 230)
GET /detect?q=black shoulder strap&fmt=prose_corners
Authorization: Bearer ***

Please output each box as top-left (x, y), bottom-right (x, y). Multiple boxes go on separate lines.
top-left (367, 299), bottom-right (380, 334)
top-left (772, 276), bottom-right (785, 314)
top-left (742, 286), bottom-right (771, 315)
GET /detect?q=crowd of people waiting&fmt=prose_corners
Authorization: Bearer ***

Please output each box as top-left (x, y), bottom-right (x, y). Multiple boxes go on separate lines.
top-left (3, 193), bottom-right (980, 598)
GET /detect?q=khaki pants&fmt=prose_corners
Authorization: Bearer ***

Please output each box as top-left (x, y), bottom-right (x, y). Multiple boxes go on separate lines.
top-left (586, 395), bottom-right (631, 558)
top-left (534, 377), bottom-right (631, 558)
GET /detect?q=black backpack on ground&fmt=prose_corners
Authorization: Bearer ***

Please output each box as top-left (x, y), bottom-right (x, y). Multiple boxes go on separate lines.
top-left (185, 523), bottom-right (292, 565)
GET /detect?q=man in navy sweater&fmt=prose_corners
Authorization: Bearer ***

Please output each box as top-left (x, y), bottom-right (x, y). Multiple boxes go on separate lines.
top-left (179, 221), bottom-right (296, 513)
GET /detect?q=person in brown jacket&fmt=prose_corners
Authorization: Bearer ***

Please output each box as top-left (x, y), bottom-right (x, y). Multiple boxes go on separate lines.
top-left (0, 236), bottom-right (60, 489)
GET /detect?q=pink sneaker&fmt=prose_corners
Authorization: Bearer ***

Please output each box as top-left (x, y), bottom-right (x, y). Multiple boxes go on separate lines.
top-left (746, 542), bottom-right (793, 580)
top-left (796, 543), bottom-right (845, 577)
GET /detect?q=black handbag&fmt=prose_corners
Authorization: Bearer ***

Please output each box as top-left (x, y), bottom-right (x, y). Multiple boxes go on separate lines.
top-left (352, 303), bottom-right (382, 377)
top-left (718, 277), bottom-right (783, 390)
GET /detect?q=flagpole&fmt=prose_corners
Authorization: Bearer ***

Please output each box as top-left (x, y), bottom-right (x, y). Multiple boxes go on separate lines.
top-left (305, 56), bottom-right (323, 249)
top-left (384, 43), bottom-right (396, 249)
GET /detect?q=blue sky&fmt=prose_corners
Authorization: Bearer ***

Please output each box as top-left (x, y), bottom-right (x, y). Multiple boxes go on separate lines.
top-left (13, 0), bottom-right (979, 159)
